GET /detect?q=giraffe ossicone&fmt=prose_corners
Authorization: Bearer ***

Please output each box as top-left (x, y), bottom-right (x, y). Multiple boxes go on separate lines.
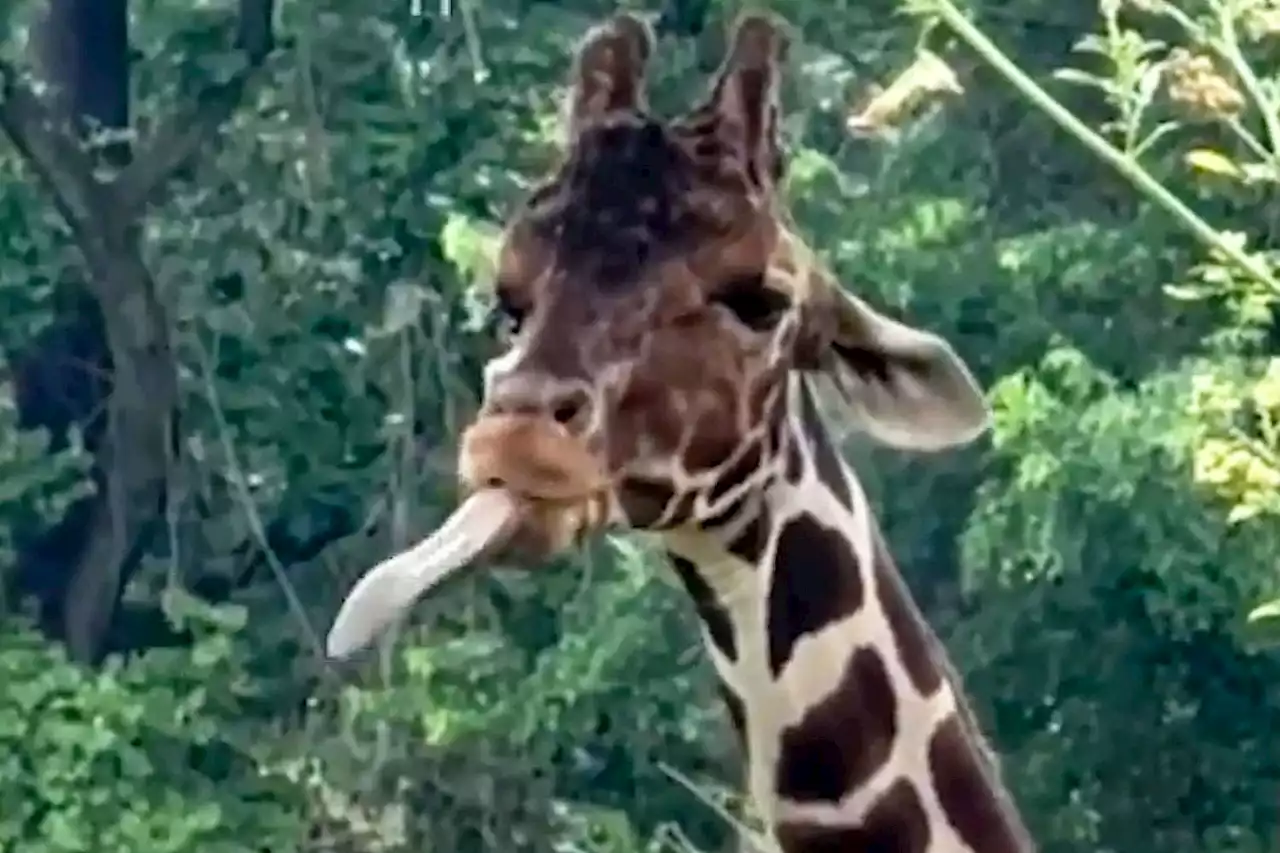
top-left (328, 11), bottom-right (1035, 852)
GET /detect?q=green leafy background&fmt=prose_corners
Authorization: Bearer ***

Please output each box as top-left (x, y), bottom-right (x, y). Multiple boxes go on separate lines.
top-left (1, 0), bottom-right (1279, 851)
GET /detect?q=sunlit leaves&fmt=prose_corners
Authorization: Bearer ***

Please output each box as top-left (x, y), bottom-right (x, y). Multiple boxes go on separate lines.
top-left (0, 616), bottom-right (304, 853)
top-left (1055, 0), bottom-right (1280, 641)
top-left (1188, 362), bottom-right (1280, 524)
top-left (439, 211), bottom-right (502, 333)
top-left (1184, 146), bottom-right (1243, 177)
top-left (1244, 597), bottom-right (1280, 648)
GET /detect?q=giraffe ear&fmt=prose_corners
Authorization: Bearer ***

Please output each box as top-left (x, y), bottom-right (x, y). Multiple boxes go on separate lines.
top-left (811, 287), bottom-right (991, 451)
top-left (562, 13), bottom-right (654, 145)
top-left (701, 12), bottom-right (789, 185)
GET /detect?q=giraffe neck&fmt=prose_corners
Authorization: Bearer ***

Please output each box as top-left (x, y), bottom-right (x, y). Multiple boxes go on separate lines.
top-left (661, 376), bottom-right (1034, 853)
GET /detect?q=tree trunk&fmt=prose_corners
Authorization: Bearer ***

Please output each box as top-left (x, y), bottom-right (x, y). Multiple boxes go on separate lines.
top-left (3, 0), bottom-right (277, 663)
top-left (34, 0), bottom-right (131, 168)
top-left (12, 0), bottom-right (144, 664)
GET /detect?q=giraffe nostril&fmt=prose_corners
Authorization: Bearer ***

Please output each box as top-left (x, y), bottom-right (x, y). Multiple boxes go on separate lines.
top-left (553, 401), bottom-right (579, 423)
top-left (551, 390), bottom-right (590, 425)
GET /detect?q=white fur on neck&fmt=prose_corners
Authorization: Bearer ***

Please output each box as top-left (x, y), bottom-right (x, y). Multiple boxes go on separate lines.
top-left (663, 375), bottom-right (970, 850)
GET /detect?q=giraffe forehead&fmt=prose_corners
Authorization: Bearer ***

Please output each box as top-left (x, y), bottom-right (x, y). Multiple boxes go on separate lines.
top-left (505, 116), bottom-right (755, 296)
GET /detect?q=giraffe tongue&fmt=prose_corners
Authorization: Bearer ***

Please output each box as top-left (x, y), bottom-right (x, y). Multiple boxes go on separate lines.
top-left (325, 488), bottom-right (521, 660)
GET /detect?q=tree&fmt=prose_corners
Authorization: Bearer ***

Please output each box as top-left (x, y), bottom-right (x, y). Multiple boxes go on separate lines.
top-left (2, 0), bottom-right (276, 663)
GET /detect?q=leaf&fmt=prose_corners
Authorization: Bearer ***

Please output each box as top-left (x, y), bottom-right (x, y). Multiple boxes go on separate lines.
top-left (1051, 67), bottom-right (1114, 94)
top-left (1243, 597), bottom-right (1280, 648)
top-left (439, 213), bottom-right (500, 287)
top-left (1131, 63), bottom-right (1165, 120)
top-left (1163, 282), bottom-right (1214, 300)
top-left (1247, 597), bottom-right (1280, 624)
top-left (1185, 148), bottom-right (1243, 179)
top-left (1226, 501), bottom-right (1262, 524)
top-left (1240, 161), bottom-right (1280, 185)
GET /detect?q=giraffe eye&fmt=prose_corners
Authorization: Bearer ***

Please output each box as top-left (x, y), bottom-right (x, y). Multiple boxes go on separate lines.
top-left (492, 293), bottom-right (527, 340)
top-left (711, 274), bottom-right (789, 332)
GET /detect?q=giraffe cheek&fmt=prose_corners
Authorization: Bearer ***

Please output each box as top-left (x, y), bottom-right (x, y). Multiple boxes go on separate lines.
top-left (616, 479), bottom-right (677, 528)
top-left (682, 405), bottom-right (746, 474)
top-left (613, 382), bottom-right (684, 462)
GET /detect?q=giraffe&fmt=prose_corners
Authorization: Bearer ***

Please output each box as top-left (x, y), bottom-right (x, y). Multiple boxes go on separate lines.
top-left (326, 11), bottom-right (1035, 853)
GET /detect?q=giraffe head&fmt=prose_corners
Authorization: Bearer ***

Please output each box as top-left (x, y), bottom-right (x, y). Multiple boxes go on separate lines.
top-left (326, 12), bottom-right (989, 659)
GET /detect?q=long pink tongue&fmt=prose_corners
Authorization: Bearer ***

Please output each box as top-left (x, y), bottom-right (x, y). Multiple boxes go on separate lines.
top-left (325, 489), bottom-right (520, 659)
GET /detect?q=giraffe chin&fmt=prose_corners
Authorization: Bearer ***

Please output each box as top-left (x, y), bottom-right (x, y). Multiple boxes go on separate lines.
top-left (324, 415), bottom-right (609, 661)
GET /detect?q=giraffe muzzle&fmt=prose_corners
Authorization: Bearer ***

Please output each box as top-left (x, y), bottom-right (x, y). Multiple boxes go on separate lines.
top-left (325, 414), bottom-right (610, 660)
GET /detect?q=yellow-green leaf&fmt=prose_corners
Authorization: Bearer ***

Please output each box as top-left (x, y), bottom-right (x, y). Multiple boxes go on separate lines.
top-left (1163, 282), bottom-right (1212, 301)
top-left (1247, 597), bottom-right (1280, 625)
top-left (1185, 148), bottom-right (1243, 178)
top-left (1243, 597), bottom-right (1280, 649)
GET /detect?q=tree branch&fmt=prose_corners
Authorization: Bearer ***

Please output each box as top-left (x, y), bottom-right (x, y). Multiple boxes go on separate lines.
top-left (117, 0), bottom-right (278, 219)
top-left (0, 0), bottom-right (279, 264)
top-left (235, 0), bottom-right (276, 63)
top-left (0, 62), bottom-right (106, 246)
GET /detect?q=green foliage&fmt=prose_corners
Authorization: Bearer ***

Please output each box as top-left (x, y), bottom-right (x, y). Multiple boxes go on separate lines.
top-left (1246, 596), bottom-right (1280, 647)
top-left (1, 0), bottom-right (1279, 851)
top-left (0, 593), bottom-right (304, 853)
top-left (0, 381), bottom-right (93, 600)
top-left (952, 347), bottom-right (1280, 851)
top-left (1051, 0), bottom-right (1280, 648)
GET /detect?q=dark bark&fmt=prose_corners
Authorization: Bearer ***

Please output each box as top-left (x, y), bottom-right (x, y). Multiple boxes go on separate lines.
top-left (32, 0), bottom-right (132, 169)
top-left (3, 0), bottom-right (278, 663)
top-left (8, 0), bottom-right (129, 657)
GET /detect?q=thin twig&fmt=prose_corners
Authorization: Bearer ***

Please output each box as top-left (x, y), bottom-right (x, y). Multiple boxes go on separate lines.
top-left (656, 762), bottom-right (775, 853)
top-left (195, 343), bottom-right (327, 662)
top-left (116, 65), bottom-right (265, 219)
top-left (1210, 0), bottom-right (1280, 162)
top-left (918, 0), bottom-right (1280, 294)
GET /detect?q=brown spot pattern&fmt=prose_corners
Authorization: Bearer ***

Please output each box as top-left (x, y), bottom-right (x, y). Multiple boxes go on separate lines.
top-left (766, 513), bottom-right (865, 676)
top-left (703, 491), bottom-right (747, 531)
top-left (622, 476), bottom-right (698, 530)
top-left (928, 715), bottom-right (1031, 853)
top-left (707, 440), bottom-right (763, 505)
top-left (666, 490), bottom-right (698, 529)
top-left (669, 554), bottom-right (738, 661)
top-left (784, 430), bottom-right (805, 483)
top-left (775, 647), bottom-right (897, 802)
top-left (872, 533), bottom-right (943, 696)
top-left (621, 477), bottom-right (677, 528)
top-left (774, 777), bottom-right (931, 853)
top-left (718, 683), bottom-right (748, 752)
top-left (727, 504), bottom-right (770, 564)
top-left (527, 119), bottom-right (705, 287)
top-left (797, 382), bottom-right (853, 507)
